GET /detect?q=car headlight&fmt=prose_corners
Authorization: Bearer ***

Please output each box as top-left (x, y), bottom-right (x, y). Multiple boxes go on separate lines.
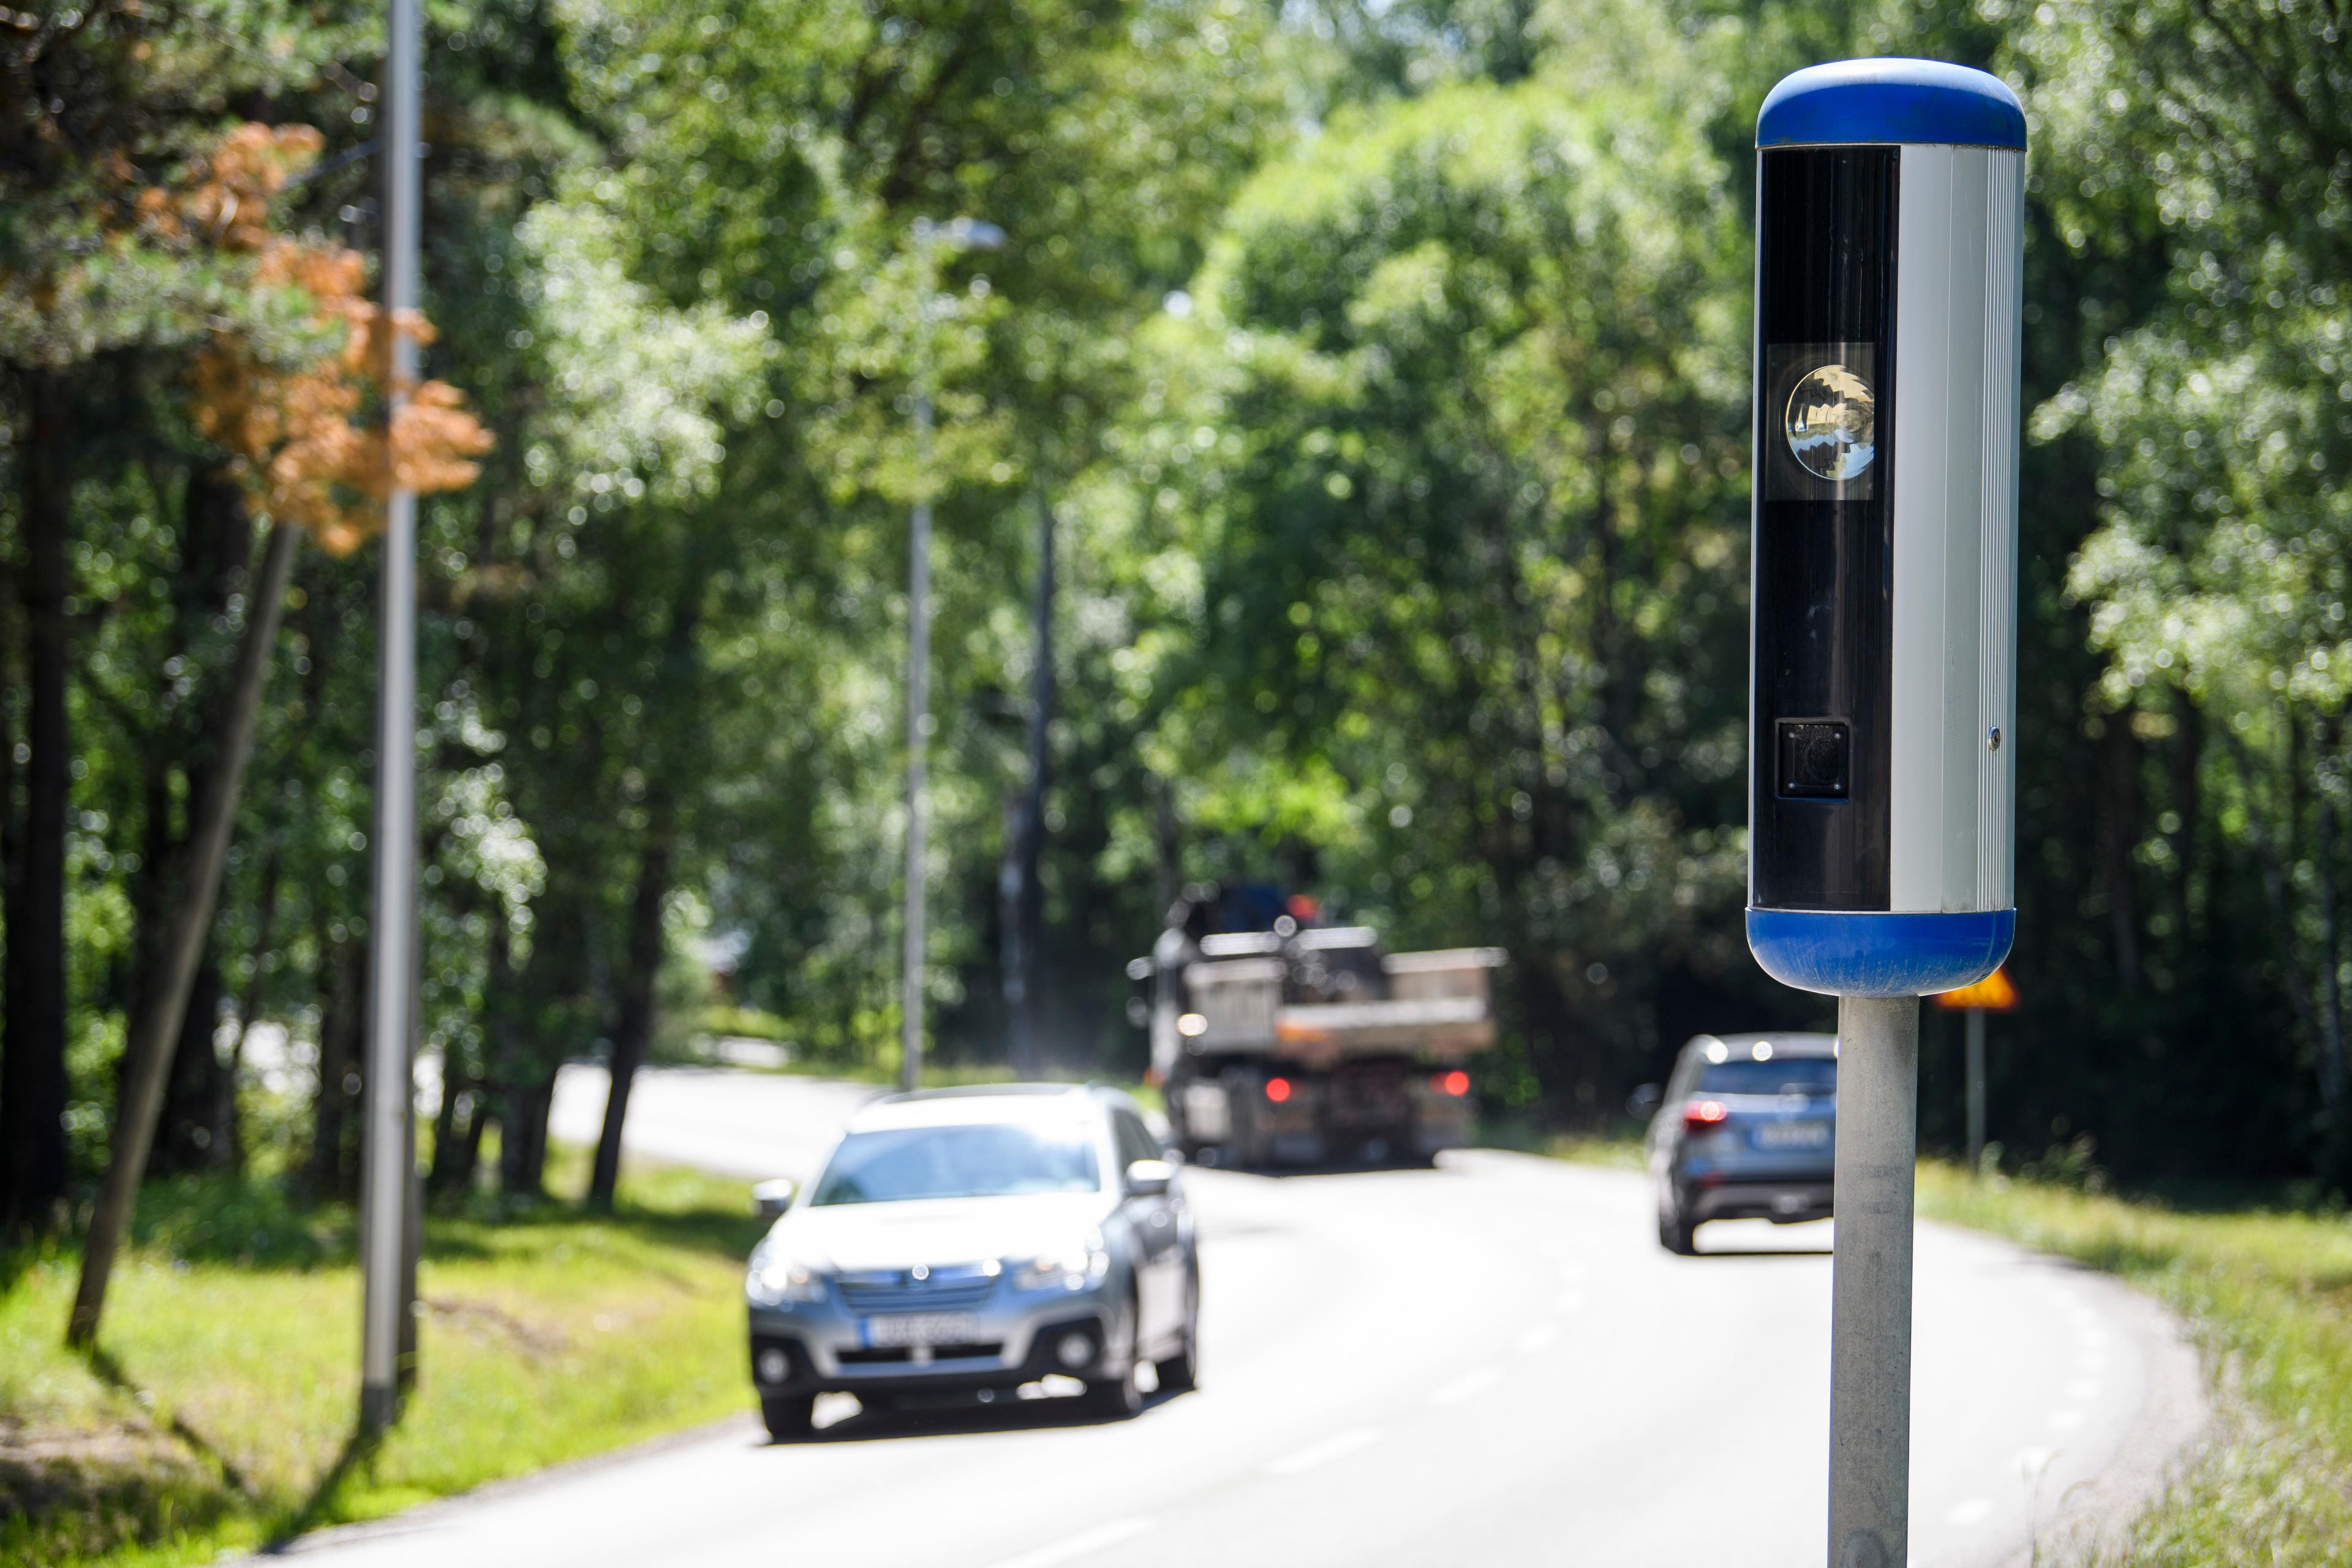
top-left (746, 1252), bottom-right (827, 1307)
top-left (1011, 1243), bottom-right (1110, 1293)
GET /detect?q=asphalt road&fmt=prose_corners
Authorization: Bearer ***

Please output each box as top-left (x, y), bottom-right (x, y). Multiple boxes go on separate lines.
top-left (274, 1066), bottom-right (2204, 1568)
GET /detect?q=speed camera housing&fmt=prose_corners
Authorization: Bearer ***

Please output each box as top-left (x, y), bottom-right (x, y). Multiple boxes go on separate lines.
top-left (1746, 59), bottom-right (2024, 997)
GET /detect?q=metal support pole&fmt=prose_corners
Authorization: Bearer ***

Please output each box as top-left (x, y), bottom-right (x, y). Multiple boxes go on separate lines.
top-left (1828, 993), bottom-right (1918, 1568)
top-left (900, 225), bottom-right (936, 1097)
top-left (360, 0), bottom-right (421, 1438)
top-left (1964, 1008), bottom-right (1986, 1175)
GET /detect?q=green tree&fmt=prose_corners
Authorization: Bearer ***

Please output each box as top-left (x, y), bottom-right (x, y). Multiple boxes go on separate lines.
top-left (2021, 0), bottom-right (2352, 1147)
top-left (1110, 37), bottom-right (1757, 1109)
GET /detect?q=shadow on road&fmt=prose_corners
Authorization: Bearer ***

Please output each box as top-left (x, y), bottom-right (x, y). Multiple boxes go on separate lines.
top-left (1687, 1218), bottom-right (1835, 1260)
top-left (1192, 1153), bottom-right (1442, 1180)
top-left (764, 1387), bottom-right (1197, 1447)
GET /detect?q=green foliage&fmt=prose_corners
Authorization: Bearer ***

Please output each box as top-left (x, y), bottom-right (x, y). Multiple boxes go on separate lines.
top-left (9, 0), bottom-right (2352, 1369)
top-left (2005, 0), bottom-right (2352, 1155)
top-left (1103, 49), bottom-right (1757, 1096)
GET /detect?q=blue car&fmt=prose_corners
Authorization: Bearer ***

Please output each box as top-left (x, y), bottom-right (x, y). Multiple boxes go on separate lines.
top-left (1642, 1033), bottom-right (1837, 1255)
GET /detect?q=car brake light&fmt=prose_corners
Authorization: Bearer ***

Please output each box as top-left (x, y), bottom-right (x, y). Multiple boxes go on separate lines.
top-left (1265, 1077), bottom-right (1292, 1103)
top-left (1434, 1069), bottom-right (1471, 1097)
top-left (1683, 1099), bottom-right (1730, 1131)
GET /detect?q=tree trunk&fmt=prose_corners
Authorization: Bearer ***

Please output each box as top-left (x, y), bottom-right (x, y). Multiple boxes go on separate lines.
top-left (590, 836), bottom-right (673, 1209)
top-left (148, 946), bottom-right (227, 1175)
top-left (1153, 775), bottom-right (1182, 924)
top-left (219, 845), bottom-right (284, 1176)
top-left (499, 1076), bottom-right (552, 1200)
top-left (2169, 698), bottom-right (2203, 961)
top-left (308, 929), bottom-right (364, 1201)
top-left (436, 895), bottom-right (510, 1199)
top-left (2099, 715), bottom-right (2143, 994)
top-left (68, 519), bottom-right (300, 1347)
top-left (1001, 492), bottom-right (1055, 1077)
top-left (2313, 714), bottom-right (2346, 1110)
top-left (428, 1049), bottom-right (467, 1197)
top-left (2214, 721), bottom-right (2329, 1079)
top-left (2, 379), bottom-right (72, 1232)
top-left (496, 876), bottom-right (569, 1201)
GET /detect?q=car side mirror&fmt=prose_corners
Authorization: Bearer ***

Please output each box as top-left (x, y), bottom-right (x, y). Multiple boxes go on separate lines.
top-left (1125, 1159), bottom-right (1174, 1198)
top-left (752, 1178), bottom-right (797, 1219)
top-left (1626, 1084), bottom-right (1664, 1118)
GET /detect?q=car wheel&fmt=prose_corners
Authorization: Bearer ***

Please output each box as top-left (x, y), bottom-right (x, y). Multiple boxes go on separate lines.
top-left (1084, 1360), bottom-right (1145, 1418)
top-left (1657, 1204), bottom-right (1698, 1256)
top-left (1156, 1272), bottom-right (1200, 1395)
top-left (760, 1394), bottom-right (816, 1441)
top-left (1083, 1296), bottom-right (1145, 1419)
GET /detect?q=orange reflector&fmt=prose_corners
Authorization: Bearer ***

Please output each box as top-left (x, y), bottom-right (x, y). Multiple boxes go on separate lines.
top-left (1934, 965), bottom-right (2018, 1011)
top-left (1265, 1077), bottom-right (1293, 1104)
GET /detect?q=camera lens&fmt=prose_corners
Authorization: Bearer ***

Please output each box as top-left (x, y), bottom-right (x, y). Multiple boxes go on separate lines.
top-left (1784, 364), bottom-right (1876, 482)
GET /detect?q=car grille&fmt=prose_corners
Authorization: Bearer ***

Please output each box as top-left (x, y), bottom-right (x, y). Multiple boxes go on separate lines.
top-left (836, 1268), bottom-right (997, 1313)
top-left (837, 1343), bottom-right (1004, 1365)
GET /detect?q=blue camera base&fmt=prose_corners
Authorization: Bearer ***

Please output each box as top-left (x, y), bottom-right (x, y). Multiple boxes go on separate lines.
top-left (1747, 907), bottom-right (2014, 998)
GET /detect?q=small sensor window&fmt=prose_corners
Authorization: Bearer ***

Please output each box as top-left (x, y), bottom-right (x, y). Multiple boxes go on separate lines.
top-left (1776, 720), bottom-right (1850, 800)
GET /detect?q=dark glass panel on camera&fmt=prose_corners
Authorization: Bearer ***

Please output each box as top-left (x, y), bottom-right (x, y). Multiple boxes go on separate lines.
top-left (1752, 146), bottom-right (1897, 911)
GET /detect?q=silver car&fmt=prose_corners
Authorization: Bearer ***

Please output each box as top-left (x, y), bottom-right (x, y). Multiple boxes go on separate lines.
top-left (744, 1085), bottom-right (1200, 1439)
top-left (1643, 1032), bottom-right (1837, 1254)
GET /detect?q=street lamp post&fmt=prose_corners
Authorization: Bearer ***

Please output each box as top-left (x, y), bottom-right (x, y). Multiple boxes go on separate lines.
top-left (901, 217), bottom-right (1005, 1095)
top-left (360, 0), bottom-right (423, 1436)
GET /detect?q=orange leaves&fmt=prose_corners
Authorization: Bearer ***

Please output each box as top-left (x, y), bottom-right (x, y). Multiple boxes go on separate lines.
top-left (137, 124), bottom-right (325, 252)
top-left (396, 380), bottom-right (496, 496)
top-left (166, 122), bottom-right (492, 554)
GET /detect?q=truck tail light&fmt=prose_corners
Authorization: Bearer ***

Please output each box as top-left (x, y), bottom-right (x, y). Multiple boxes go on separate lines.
top-left (1683, 1099), bottom-right (1730, 1132)
top-left (1265, 1077), bottom-right (1293, 1104)
top-left (1433, 1069), bottom-right (1471, 1097)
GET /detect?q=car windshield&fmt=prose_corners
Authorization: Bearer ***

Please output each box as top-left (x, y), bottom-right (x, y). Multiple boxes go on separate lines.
top-left (810, 1122), bottom-right (1102, 1205)
top-left (1697, 1058), bottom-right (1836, 1096)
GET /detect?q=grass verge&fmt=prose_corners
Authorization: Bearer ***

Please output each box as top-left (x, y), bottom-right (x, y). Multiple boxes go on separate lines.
top-left (1479, 1119), bottom-right (1646, 1170)
top-left (1, 1147), bottom-right (764, 1567)
top-left (1915, 1166), bottom-right (2352, 1564)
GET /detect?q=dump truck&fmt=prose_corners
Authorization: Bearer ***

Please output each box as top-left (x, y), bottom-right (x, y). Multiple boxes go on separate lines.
top-left (1128, 889), bottom-right (1504, 1167)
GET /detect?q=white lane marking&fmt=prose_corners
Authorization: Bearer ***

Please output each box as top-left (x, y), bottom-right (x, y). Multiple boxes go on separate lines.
top-left (2049, 1408), bottom-right (2086, 1430)
top-left (981, 1517), bottom-right (1155, 1568)
top-left (1555, 1289), bottom-right (1588, 1312)
top-left (1947, 1498), bottom-right (1993, 1527)
top-left (2066, 1378), bottom-right (2100, 1400)
top-left (2015, 1446), bottom-right (2057, 1479)
top-left (1431, 1366), bottom-right (1501, 1407)
top-left (1516, 1322), bottom-right (1560, 1355)
top-left (1270, 1426), bottom-right (1383, 1476)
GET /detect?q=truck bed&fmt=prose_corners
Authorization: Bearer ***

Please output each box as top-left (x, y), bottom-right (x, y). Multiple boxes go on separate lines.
top-left (1182, 947), bottom-right (1503, 1058)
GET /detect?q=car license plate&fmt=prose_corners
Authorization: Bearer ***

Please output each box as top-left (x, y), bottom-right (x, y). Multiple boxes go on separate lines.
top-left (1753, 1121), bottom-right (1830, 1150)
top-left (862, 1313), bottom-right (982, 1348)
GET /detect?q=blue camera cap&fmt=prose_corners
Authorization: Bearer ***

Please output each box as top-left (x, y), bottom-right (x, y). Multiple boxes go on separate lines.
top-left (1758, 58), bottom-right (2026, 150)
